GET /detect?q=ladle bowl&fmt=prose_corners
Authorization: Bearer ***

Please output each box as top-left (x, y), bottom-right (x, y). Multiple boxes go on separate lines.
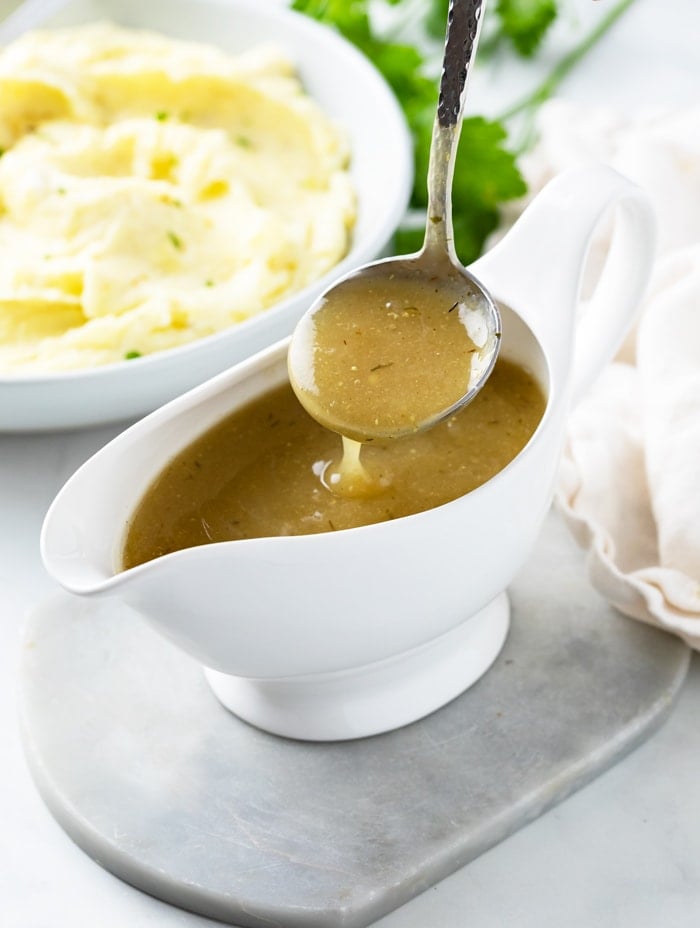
top-left (41, 163), bottom-right (656, 741)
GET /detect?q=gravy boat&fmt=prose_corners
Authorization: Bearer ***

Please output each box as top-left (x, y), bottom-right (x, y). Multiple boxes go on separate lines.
top-left (41, 164), bottom-right (655, 741)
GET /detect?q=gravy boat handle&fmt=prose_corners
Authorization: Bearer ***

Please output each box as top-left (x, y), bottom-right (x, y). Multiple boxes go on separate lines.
top-left (470, 162), bottom-right (656, 404)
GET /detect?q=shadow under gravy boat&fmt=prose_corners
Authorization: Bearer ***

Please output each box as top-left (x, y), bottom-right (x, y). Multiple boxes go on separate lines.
top-left (41, 164), bottom-right (655, 741)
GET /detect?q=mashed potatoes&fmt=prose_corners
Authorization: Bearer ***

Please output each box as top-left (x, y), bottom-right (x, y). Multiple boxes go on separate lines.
top-left (0, 22), bottom-right (356, 372)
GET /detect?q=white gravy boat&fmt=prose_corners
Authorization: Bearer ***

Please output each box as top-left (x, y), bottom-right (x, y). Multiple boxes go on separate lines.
top-left (41, 164), bottom-right (655, 741)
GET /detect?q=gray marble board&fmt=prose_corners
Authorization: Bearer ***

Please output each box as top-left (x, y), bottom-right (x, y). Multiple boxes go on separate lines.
top-left (19, 511), bottom-right (690, 928)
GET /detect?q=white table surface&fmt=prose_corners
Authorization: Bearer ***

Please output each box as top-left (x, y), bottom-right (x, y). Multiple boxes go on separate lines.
top-left (2, 1), bottom-right (700, 926)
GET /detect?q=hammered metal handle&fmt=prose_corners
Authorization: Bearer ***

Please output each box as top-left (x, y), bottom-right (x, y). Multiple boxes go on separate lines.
top-left (439, 0), bottom-right (485, 128)
top-left (424, 0), bottom-right (487, 259)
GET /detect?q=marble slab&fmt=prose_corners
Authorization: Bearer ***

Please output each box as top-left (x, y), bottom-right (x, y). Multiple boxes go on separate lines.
top-left (19, 511), bottom-right (689, 928)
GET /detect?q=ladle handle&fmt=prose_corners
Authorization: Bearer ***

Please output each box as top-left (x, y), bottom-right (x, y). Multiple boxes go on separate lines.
top-left (470, 163), bottom-right (656, 405)
top-left (423, 0), bottom-right (487, 263)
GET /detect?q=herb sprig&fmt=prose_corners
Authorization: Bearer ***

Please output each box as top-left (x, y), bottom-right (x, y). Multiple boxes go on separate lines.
top-left (293, 0), bottom-right (637, 262)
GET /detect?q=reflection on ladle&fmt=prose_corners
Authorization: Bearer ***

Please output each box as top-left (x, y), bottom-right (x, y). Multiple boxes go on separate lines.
top-left (288, 0), bottom-right (500, 494)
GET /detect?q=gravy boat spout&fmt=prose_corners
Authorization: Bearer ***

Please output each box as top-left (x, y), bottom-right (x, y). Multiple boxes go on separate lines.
top-left (41, 164), bottom-right (655, 741)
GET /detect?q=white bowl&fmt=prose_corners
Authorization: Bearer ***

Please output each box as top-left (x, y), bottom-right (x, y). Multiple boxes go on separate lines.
top-left (0, 0), bottom-right (412, 431)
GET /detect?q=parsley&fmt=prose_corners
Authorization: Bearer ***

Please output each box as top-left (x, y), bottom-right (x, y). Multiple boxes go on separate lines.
top-left (124, 350), bottom-right (142, 360)
top-left (155, 111), bottom-right (169, 121)
top-left (293, 0), bottom-right (524, 261)
top-left (293, 0), bottom-right (638, 263)
top-left (167, 230), bottom-right (183, 250)
top-left (495, 0), bottom-right (558, 57)
top-left (396, 113), bottom-right (526, 258)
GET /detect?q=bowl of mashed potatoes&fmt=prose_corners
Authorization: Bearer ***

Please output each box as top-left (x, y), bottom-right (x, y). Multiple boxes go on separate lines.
top-left (0, 0), bottom-right (412, 430)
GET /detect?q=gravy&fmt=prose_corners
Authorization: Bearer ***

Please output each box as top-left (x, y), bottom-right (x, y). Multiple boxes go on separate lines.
top-left (287, 261), bottom-right (494, 442)
top-left (122, 358), bottom-right (545, 569)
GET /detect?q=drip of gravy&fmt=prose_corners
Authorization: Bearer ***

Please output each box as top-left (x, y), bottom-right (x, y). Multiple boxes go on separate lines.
top-left (323, 435), bottom-right (388, 498)
top-left (121, 358), bottom-right (545, 570)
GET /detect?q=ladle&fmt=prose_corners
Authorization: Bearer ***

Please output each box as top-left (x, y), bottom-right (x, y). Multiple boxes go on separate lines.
top-left (288, 0), bottom-right (500, 443)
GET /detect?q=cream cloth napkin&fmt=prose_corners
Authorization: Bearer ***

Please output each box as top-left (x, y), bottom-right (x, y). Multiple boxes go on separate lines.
top-left (510, 100), bottom-right (700, 649)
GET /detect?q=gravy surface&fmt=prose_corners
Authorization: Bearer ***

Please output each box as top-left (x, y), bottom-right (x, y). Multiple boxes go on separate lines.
top-left (287, 262), bottom-right (494, 441)
top-left (122, 358), bottom-right (546, 570)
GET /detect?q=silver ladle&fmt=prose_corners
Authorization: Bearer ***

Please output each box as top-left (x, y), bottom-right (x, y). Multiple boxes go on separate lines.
top-left (288, 0), bottom-right (500, 443)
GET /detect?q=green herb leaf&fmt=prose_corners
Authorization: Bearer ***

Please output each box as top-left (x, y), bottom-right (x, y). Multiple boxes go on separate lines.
top-left (292, 1), bottom-right (373, 47)
top-left (167, 230), bottom-right (183, 250)
top-left (425, 0), bottom-right (450, 40)
top-left (410, 112), bottom-right (526, 262)
top-left (495, 0), bottom-right (558, 57)
top-left (292, 0), bottom-right (524, 262)
top-left (155, 110), bottom-right (169, 121)
top-left (293, 0), bottom-right (636, 260)
top-left (124, 350), bottom-right (142, 360)
top-left (449, 116), bottom-right (527, 261)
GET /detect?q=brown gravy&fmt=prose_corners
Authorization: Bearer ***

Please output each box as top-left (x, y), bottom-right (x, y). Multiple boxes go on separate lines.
top-left (121, 358), bottom-right (546, 570)
top-left (288, 262), bottom-right (493, 441)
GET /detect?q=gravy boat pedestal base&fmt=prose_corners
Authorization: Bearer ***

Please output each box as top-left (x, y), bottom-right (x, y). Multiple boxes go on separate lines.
top-left (205, 593), bottom-right (509, 741)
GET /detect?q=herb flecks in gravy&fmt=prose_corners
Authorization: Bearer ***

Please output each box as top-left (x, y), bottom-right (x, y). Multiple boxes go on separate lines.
top-left (121, 358), bottom-right (545, 570)
top-left (288, 263), bottom-right (493, 442)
